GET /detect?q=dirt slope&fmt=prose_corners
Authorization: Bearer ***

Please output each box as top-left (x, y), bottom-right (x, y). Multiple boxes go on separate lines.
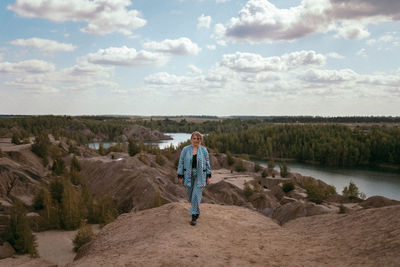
top-left (69, 203), bottom-right (400, 267)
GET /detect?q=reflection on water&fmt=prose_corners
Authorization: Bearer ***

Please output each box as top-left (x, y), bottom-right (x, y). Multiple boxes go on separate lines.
top-left (87, 142), bottom-right (116, 150)
top-left (259, 161), bottom-right (400, 201)
top-left (144, 133), bottom-right (191, 149)
top-left (88, 133), bottom-right (192, 150)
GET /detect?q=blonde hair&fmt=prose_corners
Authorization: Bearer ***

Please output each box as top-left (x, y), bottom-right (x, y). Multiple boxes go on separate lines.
top-left (191, 131), bottom-right (203, 142)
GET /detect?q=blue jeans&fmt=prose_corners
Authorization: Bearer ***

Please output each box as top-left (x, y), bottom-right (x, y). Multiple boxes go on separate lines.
top-left (186, 169), bottom-right (203, 215)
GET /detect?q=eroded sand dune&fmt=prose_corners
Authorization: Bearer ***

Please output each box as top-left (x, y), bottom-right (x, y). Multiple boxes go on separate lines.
top-left (70, 203), bottom-right (400, 267)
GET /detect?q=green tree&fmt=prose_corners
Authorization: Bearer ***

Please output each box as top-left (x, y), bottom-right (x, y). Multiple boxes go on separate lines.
top-left (73, 220), bottom-right (94, 252)
top-left (50, 178), bottom-right (64, 203)
top-left (71, 156), bottom-right (81, 172)
top-left (128, 138), bottom-right (140, 157)
top-left (12, 133), bottom-right (21, 145)
top-left (6, 200), bottom-right (38, 257)
top-left (342, 181), bottom-right (365, 199)
top-left (254, 162), bottom-right (261, 172)
top-left (31, 132), bottom-right (50, 166)
top-left (52, 158), bottom-right (66, 175)
top-left (279, 162), bottom-right (289, 178)
top-left (226, 151), bottom-right (234, 166)
top-left (60, 178), bottom-right (82, 230)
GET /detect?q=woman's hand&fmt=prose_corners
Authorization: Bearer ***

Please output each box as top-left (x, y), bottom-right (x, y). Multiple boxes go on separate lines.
top-left (179, 178), bottom-right (184, 185)
top-left (206, 177), bottom-right (211, 185)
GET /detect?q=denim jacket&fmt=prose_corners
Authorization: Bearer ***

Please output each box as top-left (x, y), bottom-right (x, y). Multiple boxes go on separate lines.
top-left (177, 145), bottom-right (212, 187)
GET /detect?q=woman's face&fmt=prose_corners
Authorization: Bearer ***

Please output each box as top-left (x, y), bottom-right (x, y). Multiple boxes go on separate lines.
top-left (191, 135), bottom-right (201, 147)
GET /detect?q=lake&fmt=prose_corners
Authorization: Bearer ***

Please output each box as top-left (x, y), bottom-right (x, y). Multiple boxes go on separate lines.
top-left (88, 133), bottom-right (191, 150)
top-left (259, 161), bottom-right (400, 201)
top-left (89, 133), bottom-right (400, 201)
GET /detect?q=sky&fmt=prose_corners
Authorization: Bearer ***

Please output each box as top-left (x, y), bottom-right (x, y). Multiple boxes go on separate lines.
top-left (0, 0), bottom-right (399, 116)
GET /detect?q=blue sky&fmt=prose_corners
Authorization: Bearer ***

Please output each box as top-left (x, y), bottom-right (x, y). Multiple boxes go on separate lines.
top-left (0, 0), bottom-right (399, 116)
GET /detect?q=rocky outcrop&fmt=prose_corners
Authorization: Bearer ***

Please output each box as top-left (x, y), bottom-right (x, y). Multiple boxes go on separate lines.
top-left (360, 196), bottom-right (400, 209)
top-left (69, 203), bottom-right (400, 267)
top-left (272, 200), bottom-right (338, 225)
top-left (0, 242), bottom-right (15, 260)
top-left (121, 125), bottom-right (171, 142)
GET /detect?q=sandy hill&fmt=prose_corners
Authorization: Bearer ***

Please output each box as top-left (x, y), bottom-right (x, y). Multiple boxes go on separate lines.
top-left (69, 203), bottom-right (400, 267)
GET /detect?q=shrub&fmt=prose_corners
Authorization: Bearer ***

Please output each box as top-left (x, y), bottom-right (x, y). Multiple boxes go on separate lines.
top-left (12, 133), bottom-right (21, 145)
top-left (73, 221), bottom-right (94, 252)
top-left (70, 169), bottom-right (82, 185)
top-left (282, 182), bottom-right (295, 193)
top-left (6, 199), bottom-right (38, 257)
top-left (243, 182), bottom-right (253, 198)
top-left (267, 160), bottom-right (275, 170)
top-left (235, 160), bottom-right (247, 172)
top-left (128, 138), bottom-right (140, 157)
top-left (52, 158), bottom-right (65, 175)
top-left (261, 169), bottom-right (268, 178)
top-left (155, 154), bottom-right (166, 166)
top-left (279, 162), bottom-right (289, 178)
top-left (305, 182), bottom-right (336, 204)
top-left (342, 181), bottom-right (365, 199)
top-left (33, 190), bottom-right (45, 210)
top-left (339, 204), bottom-right (346, 214)
top-left (31, 133), bottom-right (50, 166)
top-left (305, 183), bottom-right (325, 204)
top-left (50, 179), bottom-right (64, 203)
top-left (71, 156), bottom-right (81, 172)
top-left (254, 162), bottom-right (261, 172)
top-left (153, 191), bottom-right (163, 208)
top-left (226, 151), bottom-right (234, 166)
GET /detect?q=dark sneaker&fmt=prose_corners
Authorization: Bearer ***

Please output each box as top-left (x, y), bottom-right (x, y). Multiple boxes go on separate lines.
top-left (190, 215), bottom-right (197, 226)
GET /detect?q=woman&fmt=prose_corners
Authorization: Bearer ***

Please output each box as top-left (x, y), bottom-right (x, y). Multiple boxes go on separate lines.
top-left (177, 131), bottom-right (212, 226)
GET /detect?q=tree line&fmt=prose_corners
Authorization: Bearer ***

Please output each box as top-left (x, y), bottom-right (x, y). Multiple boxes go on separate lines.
top-left (206, 124), bottom-right (400, 167)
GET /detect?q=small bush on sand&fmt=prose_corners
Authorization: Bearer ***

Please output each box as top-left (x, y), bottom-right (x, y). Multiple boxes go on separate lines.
top-left (243, 182), bottom-right (253, 198)
top-left (282, 182), bottom-right (295, 193)
top-left (342, 181), bottom-right (365, 200)
top-left (261, 169), bottom-right (268, 178)
top-left (73, 221), bottom-right (94, 252)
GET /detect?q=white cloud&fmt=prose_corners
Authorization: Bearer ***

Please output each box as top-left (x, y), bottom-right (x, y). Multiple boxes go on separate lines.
top-left (197, 14), bottom-right (212, 29)
top-left (356, 48), bottom-right (367, 57)
top-left (188, 65), bottom-right (203, 74)
top-left (367, 32), bottom-right (400, 48)
top-left (334, 22), bottom-right (370, 39)
top-left (213, 23), bottom-right (226, 39)
top-left (10, 37), bottom-right (77, 52)
top-left (327, 52), bottom-right (344, 59)
top-left (7, 0), bottom-right (146, 36)
top-left (82, 46), bottom-right (167, 66)
top-left (224, 0), bottom-right (400, 43)
top-left (144, 72), bottom-right (203, 86)
top-left (220, 50), bottom-right (326, 73)
top-left (0, 60), bottom-right (55, 74)
top-left (298, 69), bottom-right (357, 83)
top-left (217, 40), bottom-right (227, 46)
top-left (206, 45), bottom-right (217, 50)
top-left (0, 53), bottom-right (3, 61)
top-left (4, 62), bottom-right (116, 93)
top-left (143, 37), bottom-right (201, 55)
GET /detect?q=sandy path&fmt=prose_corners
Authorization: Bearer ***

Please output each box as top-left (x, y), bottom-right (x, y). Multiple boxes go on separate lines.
top-left (33, 225), bottom-right (101, 267)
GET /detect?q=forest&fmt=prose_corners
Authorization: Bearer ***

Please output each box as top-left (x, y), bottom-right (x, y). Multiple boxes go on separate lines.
top-left (1, 115), bottom-right (399, 168)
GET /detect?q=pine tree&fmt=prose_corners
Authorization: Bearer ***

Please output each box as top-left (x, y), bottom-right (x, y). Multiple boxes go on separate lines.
top-left (6, 200), bottom-right (38, 257)
top-left (128, 138), bottom-right (140, 157)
